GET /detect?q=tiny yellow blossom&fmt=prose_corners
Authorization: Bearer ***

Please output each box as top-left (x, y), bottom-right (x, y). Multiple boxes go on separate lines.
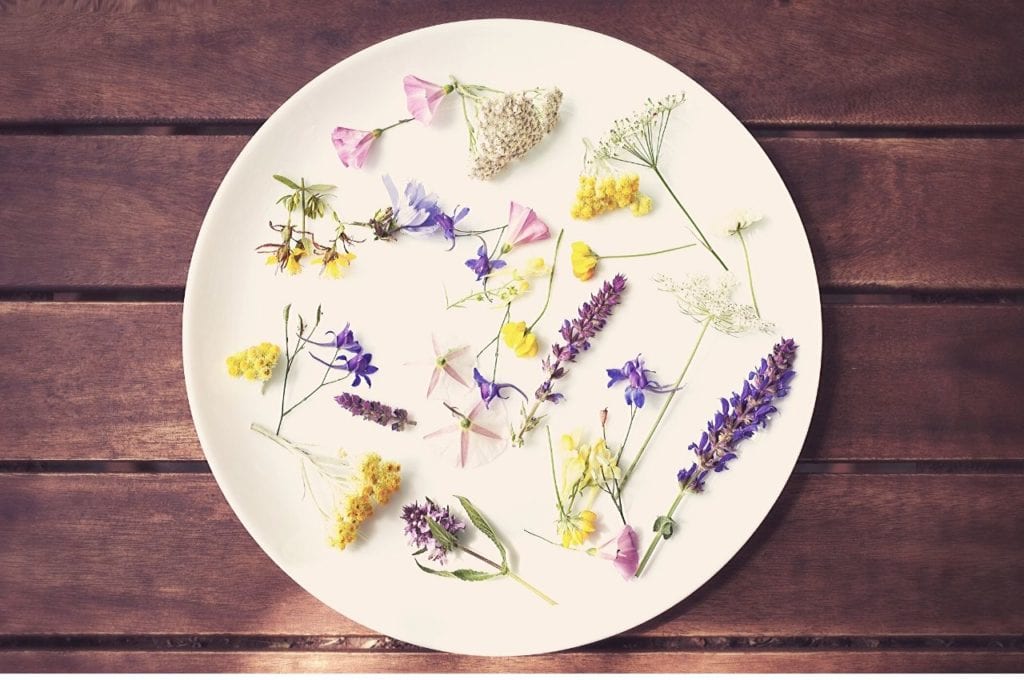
top-left (225, 342), bottom-right (281, 383)
top-left (559, 509), bottom-right (598, 547)
top-left (570, 173), bottom-right (649, 220)
top-left (500, 321), bottom-right (539, 358)
top-left (313, 250), bottom-right (356, 279)
top-left (631, 193), bottom-right (654, 217)
top-left (571, 241), bottom-right (599, 281)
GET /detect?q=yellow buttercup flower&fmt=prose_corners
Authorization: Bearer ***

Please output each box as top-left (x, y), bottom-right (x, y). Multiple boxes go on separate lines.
top-left (559, 509), bottom-right (598, 548)
top-left (571, 241), bottom-right (599, 281)
top-left (500, 321), bottom-right (539, 358)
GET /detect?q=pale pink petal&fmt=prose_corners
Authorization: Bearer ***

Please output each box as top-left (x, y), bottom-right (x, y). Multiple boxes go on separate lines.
top-left (424, 423), bottom-right (459, 439)
top-left (403, 75), bottom-right (449, 125)
top-left (426, 367), bottom-right (442, 398)
top-left (459, 430), bottom-right (470, 467)
top-left (469, 424), bottom-right (502, 440)
top-left (612, 525), bottom-right (639, 580)
top-left (443, 364), bottom-right (471, 388)
top-left (331, 127), bottom-right (375, 168)
top-left (506, 201), bottom-right (550, 248)
top-left (431, 333), bottom-right (443, 357)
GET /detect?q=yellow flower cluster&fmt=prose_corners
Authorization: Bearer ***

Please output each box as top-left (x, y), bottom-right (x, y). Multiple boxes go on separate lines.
top-left (570, 174), bottom-right (653, 220)
top-left (225, 342), bottom-right (281, 382)
top-left (330, 453), bottom-right (401, 550)
top-left (559, 509), bottom-right (597, 548)
top-left (501, 320), bottom-right (539, 358)
top-left (312, 249), bottom-right (356, 279)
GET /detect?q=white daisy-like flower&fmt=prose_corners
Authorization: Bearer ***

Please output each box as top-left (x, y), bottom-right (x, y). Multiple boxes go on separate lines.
top-left (654, 273), bottom-right (773, 335)
top-left (725, 209), bottom-right (764, 236)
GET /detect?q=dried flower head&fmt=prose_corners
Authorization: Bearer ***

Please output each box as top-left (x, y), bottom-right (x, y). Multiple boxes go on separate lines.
top-left (401, 498), bottom-right (466, 564)
top-left (469, 87), bottom-right (563, 179)
top-left (226, 342), bottom-right (281, 382)
top-left (596, 93), bottom-right (685, 168)
top-left (725, 210), bottom-right (764, 236)
top-left (655, 273), bottom-right (773, 334)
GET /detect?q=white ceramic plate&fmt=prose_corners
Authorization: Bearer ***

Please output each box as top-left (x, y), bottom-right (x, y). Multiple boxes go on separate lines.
top-left (183, 19), bottom-right (821, 656)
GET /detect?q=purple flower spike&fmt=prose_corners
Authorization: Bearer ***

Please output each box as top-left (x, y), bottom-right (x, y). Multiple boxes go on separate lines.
top-left (473, 368), bottom-right (527, 407)
top-left (335, 392), bottom-right (414, 431)
top-left (401, 498), bottom-right (466, 565)
top-left (606, 354), bottom-right (678, 409)
top-left (464, 244), bottom-right (507, 281)
top-left (680, 338), bottom-right (797, 492)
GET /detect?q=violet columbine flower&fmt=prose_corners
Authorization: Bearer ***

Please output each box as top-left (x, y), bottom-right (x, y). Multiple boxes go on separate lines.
top-left (679, 337), bottom-right (798, 493)
top-left (472, 367), bottom-right (527, 408)
top-left (301, 324), bottom-right (363, 355)
top-left (401, 498), bottom-right (466, 564)
top-left (403, 75), bottom-right (452, 125)
top-left (331, 127), bottom-right (376, 169)
top-left (606, 354), bottom-right (677, 408)
top-left (505, 201), bottom-right (550, 249)
top-left (435, 206), bottom-right (470, 250)
top-left (382, 175), bottom-right (443, 232)
top-left (335, 392), bottom-right (414, 431)
top-left (464, 244), bottom-right (507, 281)
top-left (311, 350), bottom-right (379, 388)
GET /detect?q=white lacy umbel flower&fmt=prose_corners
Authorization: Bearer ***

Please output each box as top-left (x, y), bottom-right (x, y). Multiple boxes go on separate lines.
top-left (725, 210), bottom-right (764, 236)
top-left (469, 87), bottom-right (563, 180)
top-left (655, 273), bottom-right (773, 334)
top-left (596, 93), bottom-right (685, 168)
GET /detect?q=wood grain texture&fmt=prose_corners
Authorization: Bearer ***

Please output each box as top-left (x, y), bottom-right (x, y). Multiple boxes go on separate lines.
top-left (1, 1), bottom-right (1022, 126)
top-left (0, 474), bottom-right (1020, 638)
top-left (2, 136), bottom-right (1023, 291)
top-left (3, 650), bottom-right (1022, 673)
top-left (2, 302), bottom-right (1021, 462)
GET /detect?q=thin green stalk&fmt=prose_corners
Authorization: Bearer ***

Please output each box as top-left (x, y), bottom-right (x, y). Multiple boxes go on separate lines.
top-left (652, 166), bottom-right (728, 271)
top-left (738, 229), bottom-right (760, 317)
top-left (528, 229), bottom-right (564, 331)
top-left (375, 118), bottom-right (413, 133)
top-left (634, 488), bottom-right (688, 577)
top-left (598, 243), bottom-right (696, 261)
top-left (460, 545), bottom-right (557, 605)
top-left (619, 317), bottom-right (712, 490)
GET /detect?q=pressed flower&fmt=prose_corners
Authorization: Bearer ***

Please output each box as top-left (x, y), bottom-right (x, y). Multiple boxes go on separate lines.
top-left (557, 509), bottom-right (597, 548)
top-left (226, 342), bottom-right (281, 383)
top-left (514, 274), bottom-right (627, 446)
top-left (655, 273), bottom-right (773, 335)
top-left (472, 367), bottom-right (527, 408)
top-left (500, 321), bottom-right (539, 358)
top-left (606, 354), bottom-right (680, 409)
top-left (403, 75), bottom-right (454, 125)
top-left (464, 243), bottom-right (507, 281)
top-left (435, 206), bottom-right (470, 250)
top-left (463, 86), bottom-right (563, 180)
top-left (302, 323), bottom-right (363, 355)
top-left (424, 400), bottom-right (508, 468)
top-left (605, 525), bottom-right (640, 580)
top-left (335, 392), bottom-right (415, 431)
top-left (725, 210), bottom-right (766, 318)
top-left (426, 335), bottom-right (473, 399)
top-left (570, 171), bottom-right (652, 220)
top-left (331, 127), bottom-right (376, 169)
top-left (635, 338), bottom-right (798, 577)
top-left (571, 241), bottom-right (599, 281)
top-left (505, 201), bottom-right (551, 249)
top-left (401, 498), bottom-right (466, 564)
top-left (383, 175), bottom-right (444, 233)
top-left (311, 248), bottom-right (356, 279)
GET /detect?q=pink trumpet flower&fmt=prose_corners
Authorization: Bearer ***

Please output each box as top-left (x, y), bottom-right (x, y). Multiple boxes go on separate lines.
top-left (426, 335), bottom-right (472, 399)
top-left (506, 202), bottom-right (551, 249)
top-left (331, 127), bottom-right (377, 168)
top-left (599, 525), bottom-right (640, 580)
top-left (403, 75), bottom-right (452, 125)
top-left (424, 401), bottom-right (507, 468)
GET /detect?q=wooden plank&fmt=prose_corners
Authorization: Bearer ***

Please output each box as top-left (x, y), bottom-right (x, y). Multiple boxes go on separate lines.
top-left (2, 302), bottom-right (1021, 462)
top-left (2, 650), bottom-right (1022, 673)
top-left (1, 2), bottom-right (1022, 126)
top-left (2, 136), bottom-right (1023, 292)
top-left (0, 474), bottom-right (1019, 637)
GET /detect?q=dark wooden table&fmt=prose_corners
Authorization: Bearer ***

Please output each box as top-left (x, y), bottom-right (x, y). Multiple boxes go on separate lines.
top-left (1, 1), bottom-right (1022, 673)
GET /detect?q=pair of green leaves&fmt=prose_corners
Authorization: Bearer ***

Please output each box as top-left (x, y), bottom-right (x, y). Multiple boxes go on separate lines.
top-left (415, 496), bottom-right (510, 583)
top-left (273, 174), bottom-right (336, 220)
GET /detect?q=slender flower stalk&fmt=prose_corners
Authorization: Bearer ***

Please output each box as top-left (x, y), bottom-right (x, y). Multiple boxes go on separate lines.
top-left (571, 240), bottom-right (694, 281)
top-left (634, 338), bottom-right (798, 577)
top-left (726, 211), bottom-right (765, 317)
top-left (513, 274), bottom-right (628, 446)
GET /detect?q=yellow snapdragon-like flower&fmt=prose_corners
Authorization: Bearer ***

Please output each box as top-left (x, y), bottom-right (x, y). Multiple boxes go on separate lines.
top-left (559, 509), bottom-right (598, 548)
top-left (571, 241), bottom-right (599, 281)
top-left (312, 249), bottom-right (356, 279)
top-left (570, 173), bottom-right (652, 220)
top-left (500, 321), bottom-right (539, 358)
top-left (329, 452), bottom-right (402, 551)
top-left (226, 342), bottom-right (281, 382)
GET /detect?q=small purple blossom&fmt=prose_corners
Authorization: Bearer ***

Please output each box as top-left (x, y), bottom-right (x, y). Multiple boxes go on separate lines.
top-left (383, 175), bottom-right (443, 232)
top-left (302, 324), bottom-right (362, 355)
top-left (401, 498), bottom-right (466, 564)
top-left (335, 392), bottom-right (414, 431)
top-left (464, 244), bottom-right (506, 281)
top-left (679, 337), bottom-right (797, 492)
top-left (606, 354), bottom-right (677, 408)
top-left (472, 367), bottom-right (527, 408)
top-left (436, 207), bottom-right (470, 250)
top-left (308, 323), bottom-right (379, 388)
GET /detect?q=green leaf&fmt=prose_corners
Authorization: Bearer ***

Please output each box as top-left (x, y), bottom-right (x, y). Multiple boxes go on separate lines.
top-left (426, 516), bottom-right (458, 552)
top-left (455, 495), bottom-right (507, 569)
top-left (304, 183), bottom-right (336, 193)
top-left (415, 561), bottom-right (497, 581)
top-left (653, 515), bottom-right (675, 539)
top-left (273, 174), bottom-right (301, 190)
top-left (410, 547), bottom-right (426, 556)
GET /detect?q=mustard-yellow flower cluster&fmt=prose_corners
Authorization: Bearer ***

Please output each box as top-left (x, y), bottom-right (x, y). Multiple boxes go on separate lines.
top-left (570, 174), bottom-right (653, 220)
top-left (330, 453), bottom-right (401, 550)
top-left (225, 342), bottom-right (281, 382)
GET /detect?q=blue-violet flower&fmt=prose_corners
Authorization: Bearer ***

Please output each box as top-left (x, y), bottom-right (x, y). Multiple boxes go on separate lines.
top-left (606, 354), bottom-right (677, 408)
top-left (472, 367), bottom-right (526, 408)
top-left (383, 175), bottom-right (443, 232)
top-left (464, 244), bottom-right (507, 281)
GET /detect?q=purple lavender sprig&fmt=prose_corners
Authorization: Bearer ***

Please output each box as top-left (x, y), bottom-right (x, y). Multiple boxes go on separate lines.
top-left (635, 337), bottom-right (798, 578)
top-left (401, 498), bottom-right (466, 565)
top-left (512, 274), bottom-right (627, 446)
top-left (335, 392), bottom-right (415, 431)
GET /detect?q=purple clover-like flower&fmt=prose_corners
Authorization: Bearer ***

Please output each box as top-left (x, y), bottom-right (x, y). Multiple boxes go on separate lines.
top-left (536, 274), bottom-right (627, 403)
top-left (464, 244), bottom-right (507, 281)
top-left (678, 337), bottom-right (797, 493)
top-left (472, 367), bottom-right (527, 408)
top-left (335, 392), bottom-right (414, 431)
top-left (383, 175), bottom-right (443, 233)
top-left (606, 354), bottom-right (677, 409)
top-left (401, 498), bottom-right (466, 564)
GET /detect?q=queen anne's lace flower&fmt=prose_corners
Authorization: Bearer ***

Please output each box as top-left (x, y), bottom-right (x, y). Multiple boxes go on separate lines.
top-left (655, 273), bottom-right (773, 334)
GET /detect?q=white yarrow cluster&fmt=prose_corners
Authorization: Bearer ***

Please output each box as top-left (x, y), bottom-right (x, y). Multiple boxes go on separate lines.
top-left (655, 273), bottom-right (773, 335)
top-left (470, 87), bottom-right (563, 179)
top-left (596, 93), bottom-right (685, 164)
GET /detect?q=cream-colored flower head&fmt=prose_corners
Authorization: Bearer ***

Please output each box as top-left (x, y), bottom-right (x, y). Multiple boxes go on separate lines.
top-left (725, 209), bottom-right (764, 236)
top-left (655, 273), bottom-right (773, 334)
top-left (596, 93), bottom-right (685, 165)
top-left (470, 87), bottom-right (563, 179)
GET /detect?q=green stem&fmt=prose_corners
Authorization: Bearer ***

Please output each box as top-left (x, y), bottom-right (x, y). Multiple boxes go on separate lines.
top-left (619, 317), bottom-right (712, 490)
top-left (652, 166), bottom-right (728, 271)
top-left (547, 427), bottom-right (566, 516)
top-left (528, 229), bottom-right (564, 332)
top-left (634, 488), bottom-right (688, 577)
top-left (738, 229), bottom-right (760, 317)
top-left (375, 118), bottom-right (413, 134)
top-left (491, 304), bottom-right (510, 380)
top-left (461, 545), bottom-right (556, 605)
top-left (598, 243), bottom-right (695, 261)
